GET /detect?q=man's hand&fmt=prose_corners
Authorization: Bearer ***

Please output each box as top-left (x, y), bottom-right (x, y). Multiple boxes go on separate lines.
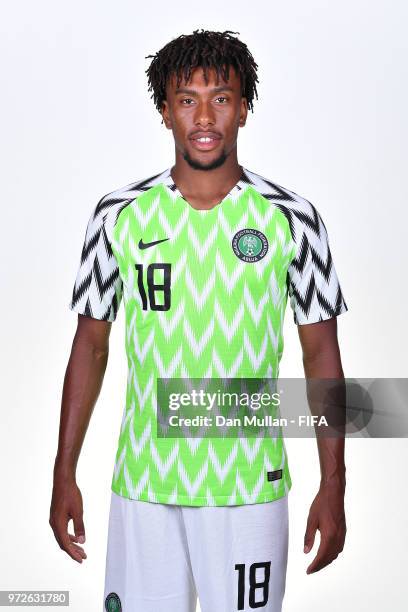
top-left (50, 315), bottom-right (111, 563)
top-left (49, 474), bottom-right (87, 564)
top-left (303, 479), bottom-right (346, 574)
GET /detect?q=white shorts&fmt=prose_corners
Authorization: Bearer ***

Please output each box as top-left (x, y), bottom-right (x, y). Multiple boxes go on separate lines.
top-left (103, 491), bottom-right (289, 612)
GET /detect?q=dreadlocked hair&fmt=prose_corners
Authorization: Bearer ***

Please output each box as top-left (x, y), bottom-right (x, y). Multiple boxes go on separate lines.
top-left (145, 29), bottom-right (259, 116)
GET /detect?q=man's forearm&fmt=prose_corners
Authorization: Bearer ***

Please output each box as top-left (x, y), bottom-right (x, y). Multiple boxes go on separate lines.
top-left (54, 335), bottom-right (109, 479)
top-left (303, 354), bottom-right (346, 489)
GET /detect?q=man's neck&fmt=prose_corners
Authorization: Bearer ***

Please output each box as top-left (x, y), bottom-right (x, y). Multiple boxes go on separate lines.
top-left (170, 153), bottom-right (243, 208)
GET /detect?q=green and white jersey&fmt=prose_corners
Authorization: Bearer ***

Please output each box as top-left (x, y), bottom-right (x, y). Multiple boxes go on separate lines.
top-left (69, 166), bottom-right (348, 506)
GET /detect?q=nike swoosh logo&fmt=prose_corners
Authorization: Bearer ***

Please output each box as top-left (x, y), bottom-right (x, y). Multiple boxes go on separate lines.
top-left (138, 238), bottom-right (170, 250)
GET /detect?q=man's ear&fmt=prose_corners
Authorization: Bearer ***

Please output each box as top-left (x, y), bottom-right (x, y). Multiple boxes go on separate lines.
top-left (239, 97), bottom-right (248, 127)
top-left (161, 100), bottom-right (172, 129)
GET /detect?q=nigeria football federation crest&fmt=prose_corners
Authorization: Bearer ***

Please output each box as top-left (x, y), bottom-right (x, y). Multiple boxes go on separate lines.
top-left (232, 228), bottom-right (269, 262)
top-left (105, 592), bottom-right (122, 612)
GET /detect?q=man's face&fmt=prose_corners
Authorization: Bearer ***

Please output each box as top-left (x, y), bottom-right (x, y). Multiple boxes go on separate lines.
top-left (161, 65), bottom-right (248, 171)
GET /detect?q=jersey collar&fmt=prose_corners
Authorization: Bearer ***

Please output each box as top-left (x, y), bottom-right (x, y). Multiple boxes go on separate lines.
top-left (160, 166), bottom-right (251, 203)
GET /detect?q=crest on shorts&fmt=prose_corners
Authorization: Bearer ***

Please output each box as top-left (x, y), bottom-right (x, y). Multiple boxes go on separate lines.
top-left (232, 228), bottom-right (268, 262)
top-left (105, 592), bottom-right (122, 612)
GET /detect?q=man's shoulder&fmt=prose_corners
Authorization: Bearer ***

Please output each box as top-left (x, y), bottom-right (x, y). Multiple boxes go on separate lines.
top-left (243, 167), bottom-right (329, 240)
top-left (96, 168), bottom-right (169, 215)
top-left (82, 168), bottom-right (169, 237)
top-left (243, 167), bottom-right (317, 214)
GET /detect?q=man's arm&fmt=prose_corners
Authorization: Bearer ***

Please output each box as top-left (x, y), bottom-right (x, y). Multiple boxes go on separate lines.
top-left (49, 315), bottom-right (111, 563)
top-left (297, 316), bottom-right (347, 574)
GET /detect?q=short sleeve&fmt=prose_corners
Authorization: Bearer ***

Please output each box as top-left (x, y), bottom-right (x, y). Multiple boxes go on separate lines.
top-left (286, 205), bottom-right (348, 325)
top-left (68, 201), bottom-right (123, 322)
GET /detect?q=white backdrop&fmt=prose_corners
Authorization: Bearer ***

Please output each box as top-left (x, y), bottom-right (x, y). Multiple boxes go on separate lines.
top-left (1, 0), bottom-right (407, 610)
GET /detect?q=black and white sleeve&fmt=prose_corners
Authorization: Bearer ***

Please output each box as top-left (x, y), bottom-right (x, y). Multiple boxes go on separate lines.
top-left (68, 199), bottom-right (123, 322)
top-left (286, 202), bottom-right (348, 325)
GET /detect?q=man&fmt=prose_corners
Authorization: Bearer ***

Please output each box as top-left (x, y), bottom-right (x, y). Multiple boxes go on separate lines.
top-left (50, 29), bottom-right (348, 612)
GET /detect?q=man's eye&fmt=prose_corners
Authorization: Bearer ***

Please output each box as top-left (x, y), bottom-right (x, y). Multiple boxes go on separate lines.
top-left (181, 98), bottom-right (194, 104)
top-left (216, 96), bottom-right (228, 103)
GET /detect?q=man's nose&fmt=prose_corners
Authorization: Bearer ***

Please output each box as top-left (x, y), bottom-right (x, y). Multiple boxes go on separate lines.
top-left (194, 101), bottom-right (215, 126)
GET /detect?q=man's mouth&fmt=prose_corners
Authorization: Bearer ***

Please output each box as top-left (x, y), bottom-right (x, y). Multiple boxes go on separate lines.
top-left (190, 132), bottom-right (222, 151)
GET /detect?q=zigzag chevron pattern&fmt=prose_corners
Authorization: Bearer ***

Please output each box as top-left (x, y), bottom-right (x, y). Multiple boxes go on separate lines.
top-left (68, 166), bottom-right (348, 506)
top-left (69, 171), bottom-right (168, 321)
top-left (240, 169), bottom-right (348, 324)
